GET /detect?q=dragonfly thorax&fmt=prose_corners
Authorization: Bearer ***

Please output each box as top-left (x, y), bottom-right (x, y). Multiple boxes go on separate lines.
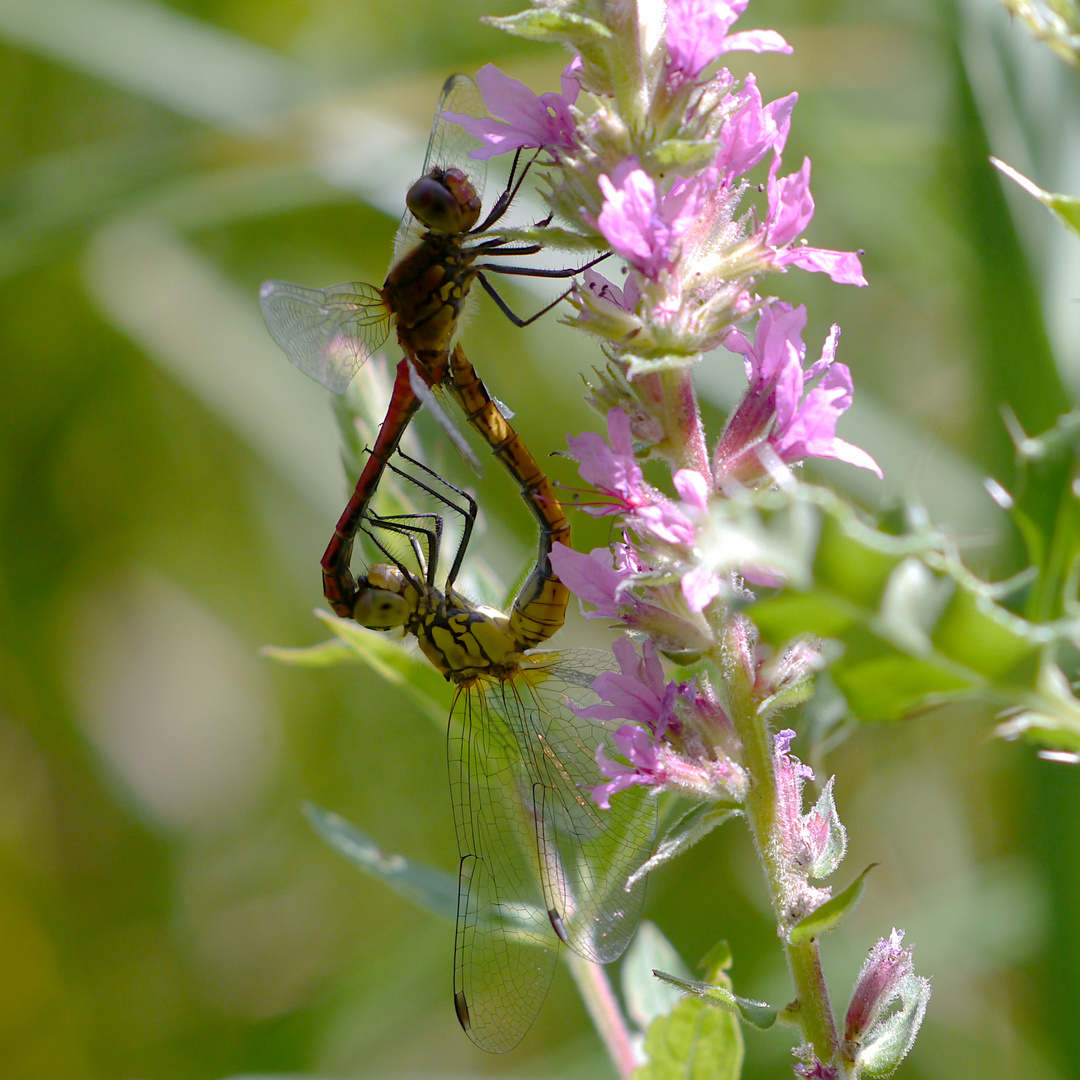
top-left (406, 168), bottom-right (482, 235)
top-left (417, 599), bottom-right (524, 683)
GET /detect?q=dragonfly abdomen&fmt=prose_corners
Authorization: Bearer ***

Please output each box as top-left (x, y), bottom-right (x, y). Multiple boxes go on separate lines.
top-left (447, 347), bottom-right (571, 649)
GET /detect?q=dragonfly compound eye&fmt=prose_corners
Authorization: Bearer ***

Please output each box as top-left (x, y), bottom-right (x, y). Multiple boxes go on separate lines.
top-left (353, 588), bottom-right (411, 630)
top-left (406, 171), bottom-right (481, 234)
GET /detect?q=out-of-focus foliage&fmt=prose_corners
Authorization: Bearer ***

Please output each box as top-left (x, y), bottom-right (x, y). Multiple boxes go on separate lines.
top-left (1, 1), bottom-right (1079, 1078)
top-left (1002, 0), bottom-right (1080, 66)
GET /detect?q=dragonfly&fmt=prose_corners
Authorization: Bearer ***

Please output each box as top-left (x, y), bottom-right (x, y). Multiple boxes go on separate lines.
top-left (354, 453), bottom-right (656, 1053)
top-left (261, 73), bottom-right (599, 620)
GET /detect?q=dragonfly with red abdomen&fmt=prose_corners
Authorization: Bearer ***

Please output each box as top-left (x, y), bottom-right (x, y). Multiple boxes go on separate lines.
top-left (351, 454), bottom-right (655, 1053)
top-left (260, 73), bottom-right (599, 620)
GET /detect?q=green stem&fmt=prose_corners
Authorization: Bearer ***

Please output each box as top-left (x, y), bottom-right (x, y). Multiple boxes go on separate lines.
top-left (566, 951), bottom-right (638, 1079)
top-left (715, 643), bottom-right (840, 1065)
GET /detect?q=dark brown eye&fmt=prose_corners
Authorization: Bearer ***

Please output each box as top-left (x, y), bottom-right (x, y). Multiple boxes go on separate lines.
top-left (406, 177), bottom-right (466, 233)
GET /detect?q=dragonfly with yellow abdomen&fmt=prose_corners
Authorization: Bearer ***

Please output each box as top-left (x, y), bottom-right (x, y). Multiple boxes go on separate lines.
top-left (352, 454), bottom-right (655, 1053)
top-left (260, 73), bottom-right (600, 621)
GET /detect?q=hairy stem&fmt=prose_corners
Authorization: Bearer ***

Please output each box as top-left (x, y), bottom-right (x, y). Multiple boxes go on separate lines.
top-left (716, 641), bottom-right (840, 1064)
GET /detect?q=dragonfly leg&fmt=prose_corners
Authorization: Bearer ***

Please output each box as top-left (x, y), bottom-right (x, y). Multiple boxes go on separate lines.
top-left (477, 249), bottom-right (612, 279)
top-left (381, 451), bottom-right (479, 591)
top-left (474, 271), bottom-right (575, 329)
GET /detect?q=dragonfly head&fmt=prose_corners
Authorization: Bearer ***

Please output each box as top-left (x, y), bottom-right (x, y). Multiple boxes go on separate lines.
top-left (353, 564), bottom-right (412, 630)
top-left (406, 168), bottom-right (482, 234)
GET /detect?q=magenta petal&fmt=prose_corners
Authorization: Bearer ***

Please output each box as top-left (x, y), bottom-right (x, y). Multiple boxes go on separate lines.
top-left (682, 564), bottom-right (722, 612)
top-left (780, 246), bottom-right (868, 286)
top-left (719, 28), bottom-right (792, 54)
top-left (768, 157), bottom-right (815, 247)
top-left (673, 468), bottom-right (710, 512)
top-left (550, 543), bottom-right (629, 616)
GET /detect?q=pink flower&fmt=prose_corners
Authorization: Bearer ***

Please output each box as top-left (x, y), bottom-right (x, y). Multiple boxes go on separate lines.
top-left (579, 268), bottom-right (640, 314)
top-left (714, 75), bottom-right (797, 184)
top-left (843, 930), bottom-right (931, 1074)
top-left (666, 0), bottom-right (791, 81)
top-left (576, 638), bottom-right (679, 734)
top-left (566, 406), bottom-right (645, 513)
top-left (442, 61), bottom-right (580, 160)
top-left (715, 302), bottom-right (882, 478)
top-left (766, 157), bottom-right (867, 286)
top-left (595, 159), bottom-right (705, 281)
top-left (670, 469), bottom-right (724, 611)
top-left (591, 724), bottom-right (664, 809)
top-left (583, 640), bottom-right (749, 808)
top-left (567, 409), bottom-right (697, 542)
top-left (549, 542), bottom-right (638, 620)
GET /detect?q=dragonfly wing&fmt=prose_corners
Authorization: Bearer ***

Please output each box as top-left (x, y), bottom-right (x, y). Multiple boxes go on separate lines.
top-left (449, 682), bottom-right (560, 1054)
top-left (506, 649), bottom-right (658, 965)
top-left (405, 360), bottom-right (483, 475)
top-left (395, 74), bottom-right (490, 257)
top-left (259, 279), bottom-right (392, 394)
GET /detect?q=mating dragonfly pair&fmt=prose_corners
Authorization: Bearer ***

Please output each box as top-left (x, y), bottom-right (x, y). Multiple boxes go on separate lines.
top-left (261, 76), bottom-right (655, 1052)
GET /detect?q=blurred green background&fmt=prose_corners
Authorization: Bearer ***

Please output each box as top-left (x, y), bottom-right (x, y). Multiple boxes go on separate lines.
top-left (1, 0), bottom-right (1078, 1076)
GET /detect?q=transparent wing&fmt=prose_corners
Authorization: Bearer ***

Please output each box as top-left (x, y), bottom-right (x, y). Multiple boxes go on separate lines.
top-left (506, 650), bottom-right (657, 964)
top-left (259, 279), bottom-right (392, 394)
top-left (395, 74), bottom-right (490, 257)
top-left (406, 360), bottom-right (482, 475)
top-left (449, 649), bottom-right (656, 1053)
top-left (449, 682), bottom-right (560, 1054)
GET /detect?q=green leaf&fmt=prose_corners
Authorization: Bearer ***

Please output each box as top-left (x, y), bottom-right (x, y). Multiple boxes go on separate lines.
top-left (260, 638), bottom-right (359, 667)
top-left (312, 609), bottom-right (454, 729)
top-left (304, 804), bottom-right (459, 921)
top-left (1002, 408), bottom-right (1080, 624)
top-left (483, 9), bottom-right (612, 47)
top-left (652, 970), bottom-right (776, 1031)
top-left (807, 778), bottom-right (846, 880)
top-left (632, 994), bottom-right (744, 1080)
top-left (626, 803), bottom-right (740, 889)
top-left (789, 864), bottom-right (875, 944)
top-left (621, 922), bottom-right (692, 1031)
top-left (991, 158), bottom-right (1080, 238)
top-left (724, 482), bottom-right (1080, 747)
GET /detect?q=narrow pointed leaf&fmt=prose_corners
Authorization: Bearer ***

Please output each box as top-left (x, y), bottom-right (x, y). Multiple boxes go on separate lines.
top-left (653, 970), bottom-right (777, 1030)
top-left (991, 158), bottom-right (1080, 238)
top-left (312, 609), bottom-right (453, 728)
top-left (484, 10), bottom-right (612, 46)
top-left (260, 639), bottom-right (358, 668)
top-left (304, 804), bottom-right (459, 920)
top-left (789, 864), bottom-right (875, 944)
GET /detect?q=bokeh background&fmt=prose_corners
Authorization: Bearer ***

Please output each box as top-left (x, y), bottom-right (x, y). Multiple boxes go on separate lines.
top-left (2, 0), bottom-right (1079, 1076)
